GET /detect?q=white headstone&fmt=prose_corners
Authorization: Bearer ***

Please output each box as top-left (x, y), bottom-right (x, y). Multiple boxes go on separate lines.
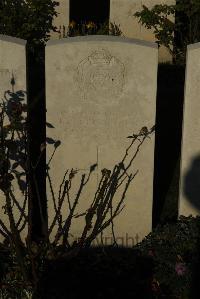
top-left (110, 0), bottom-right (175, 62)
top-left (46, 35), bottom-right (158, 246)
top-left (0, 35), bottom-right (27, 241)
top-left (179, 43), bottom-right (200, 217)
top-left (0, 35), bottom-right (26, 94)
top-left (51, 0), bottom-right (70, 39)
top-left (52, 0), bottom-right (174, 62)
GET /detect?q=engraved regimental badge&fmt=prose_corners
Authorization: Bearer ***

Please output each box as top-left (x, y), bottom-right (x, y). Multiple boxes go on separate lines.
top-left (76, 49), bottom-right (125, 103)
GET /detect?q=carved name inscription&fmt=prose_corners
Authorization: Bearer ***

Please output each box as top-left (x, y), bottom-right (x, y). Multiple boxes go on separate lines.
top-left (76, 49), bottom-right (125, 102)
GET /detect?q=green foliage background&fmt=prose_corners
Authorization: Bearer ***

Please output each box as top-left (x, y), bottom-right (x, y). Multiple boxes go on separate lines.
top-left (0, 0), bottom-right (59, 49)
top-left (134, 0), bottom-right (200, 64)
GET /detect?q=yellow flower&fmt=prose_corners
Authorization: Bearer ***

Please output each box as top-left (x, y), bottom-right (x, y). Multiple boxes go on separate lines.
top-left (69, 20), bottom-right (76, 29)
top-left (86, 21), bottom-right (96, 29)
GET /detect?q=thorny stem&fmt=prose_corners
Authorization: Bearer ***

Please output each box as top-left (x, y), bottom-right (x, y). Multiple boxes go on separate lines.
top-left (48, 126), bottom-right (154, 248)
top-left (4, 190), bottom-right (28, 282)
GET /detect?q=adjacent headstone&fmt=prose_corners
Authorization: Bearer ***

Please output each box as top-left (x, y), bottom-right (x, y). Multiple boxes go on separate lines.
top-left (52, 0), bottom-right (174, 61)
top-left (0, 35), bottom-right (26, 95)
top-left (179, 43), bottom-right (200, 217)
top-left (51, 0), bottom-right (70, 39)
top-left (110, 0), bottom-right (175, 62)
top-left (0, 35), bottom-right (27, 241)
top-left (46, 36), bottom-right (158, 245)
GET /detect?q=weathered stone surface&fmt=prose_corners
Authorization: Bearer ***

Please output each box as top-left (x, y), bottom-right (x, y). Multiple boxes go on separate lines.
top-left (46, 35), bottom-right (158, 245)
top-left (179, 43), bottom-right (200, 217)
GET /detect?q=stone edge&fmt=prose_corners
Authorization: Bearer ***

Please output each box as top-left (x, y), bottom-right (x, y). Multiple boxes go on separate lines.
top-left (187, 42), bottom-right (200, 51)
top-left (0, 34), bottom-right (26, 46)
top-left (47, 35), bottom-right (158, 49)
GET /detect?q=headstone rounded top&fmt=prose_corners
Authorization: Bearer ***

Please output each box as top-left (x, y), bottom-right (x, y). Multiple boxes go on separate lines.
top-left (0, 34), bottom-right (26, 45)
top-left (47, 35), bottom-right (158, 49)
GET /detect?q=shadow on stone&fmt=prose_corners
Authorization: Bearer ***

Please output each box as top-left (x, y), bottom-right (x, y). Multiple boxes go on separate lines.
top-left (183, 155), bottom-right (200, 212)
top-left (183, 155), bottom-right (200, 299)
